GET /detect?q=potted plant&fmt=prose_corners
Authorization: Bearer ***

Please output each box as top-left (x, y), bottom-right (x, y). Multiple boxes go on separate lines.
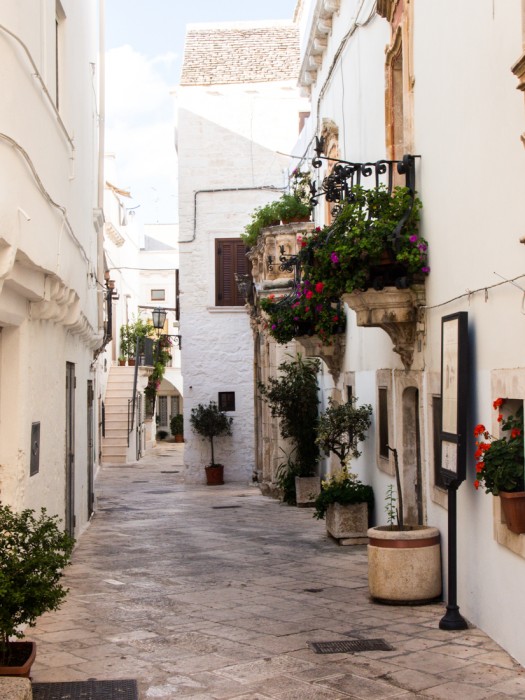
top-left (275, 193), bottom-right (311, 224)
top-left (313, 398), bottom-right (373, 542)
top-left (304, 185), bottom-right (427, 299)
top-left (119, 325), bottom-right (129, 364)
top-left (170, 414), bottom-right (184, 443)
top-left (0, 504), bottom-right (74, 677)
top-left (258, 354), bottom-right (320, 505)
top-left (190, 401), bottom-right (233, 485)
top-left (367, 446), bottom-right (442, 604)
top-left (241, 193), bottom-right (311, 248)
top-left (260, 285), bottom-right (346, 346)
top-left (123, 317), bottom-right (155, 365)
top-left (474, 398), bottom-right (525, 534)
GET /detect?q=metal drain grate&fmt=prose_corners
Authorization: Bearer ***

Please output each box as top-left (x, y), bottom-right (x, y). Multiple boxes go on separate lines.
top-left (309, 639), bottom-right (393, 654)
top-left (32, 679), bottom-right (138, 700)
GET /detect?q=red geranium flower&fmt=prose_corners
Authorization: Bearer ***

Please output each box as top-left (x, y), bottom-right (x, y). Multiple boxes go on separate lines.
top-left (493, 398), bottom-right (504, 409)
top-left (315, 281), bottom-right (324, 293)
top-left (474, 480), bottom-right (480, 490)
top-left (473, 424), bottom-right (485, 437)
top-left (511, 428), bottom-right (522, 439)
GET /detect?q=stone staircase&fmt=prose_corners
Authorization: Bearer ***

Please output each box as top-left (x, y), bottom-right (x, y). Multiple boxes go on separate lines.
top-left (102, 366), bottom-right (135, 464)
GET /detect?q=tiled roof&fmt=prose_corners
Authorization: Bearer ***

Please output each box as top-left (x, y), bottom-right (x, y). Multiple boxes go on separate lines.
top-left (180, 21), bottom-right (300, 85)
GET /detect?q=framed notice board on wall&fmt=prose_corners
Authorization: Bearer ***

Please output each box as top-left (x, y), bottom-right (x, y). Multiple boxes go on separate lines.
top-left (440, 312), bottom-right (469, 486)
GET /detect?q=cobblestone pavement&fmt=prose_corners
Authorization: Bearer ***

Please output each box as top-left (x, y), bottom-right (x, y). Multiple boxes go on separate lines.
top-left (29, 443), bottom-right (525, 699)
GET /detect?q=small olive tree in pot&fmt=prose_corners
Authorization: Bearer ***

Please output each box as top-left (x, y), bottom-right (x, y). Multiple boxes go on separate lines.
top-left (190, 401), bottom-right (233, 485)
top-left (313, 397), bottom-right (373, 542)
top-left (0, 504), bottom-right (74, 676)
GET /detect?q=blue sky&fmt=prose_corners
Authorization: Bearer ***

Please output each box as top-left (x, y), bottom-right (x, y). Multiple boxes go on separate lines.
top-left (105, 1), bottom-right (298, 225)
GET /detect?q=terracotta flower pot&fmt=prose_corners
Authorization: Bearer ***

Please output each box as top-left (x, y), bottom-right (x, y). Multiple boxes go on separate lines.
top-left (0, 641), bottom-right (36, 678)
top-left (499, 491), bottom-right (525, 534)
top-left (205, 464), bottom-right (224, 485)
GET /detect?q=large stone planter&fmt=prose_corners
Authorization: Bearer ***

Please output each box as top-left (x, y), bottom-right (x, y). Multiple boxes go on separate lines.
top-left (295, 476), bottom-right (320, 507)
top-left (326, 502), bottom-right (368, 545)
top-left (367, 526), bottom-right (442, 604)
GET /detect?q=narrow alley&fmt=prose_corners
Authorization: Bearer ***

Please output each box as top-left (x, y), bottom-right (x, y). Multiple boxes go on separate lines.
top-left (27, 445), bottom-right (525, 699)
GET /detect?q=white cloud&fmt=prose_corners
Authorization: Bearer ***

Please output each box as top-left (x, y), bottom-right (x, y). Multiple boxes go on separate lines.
top-left (105, 45), bottom-right (178, 222)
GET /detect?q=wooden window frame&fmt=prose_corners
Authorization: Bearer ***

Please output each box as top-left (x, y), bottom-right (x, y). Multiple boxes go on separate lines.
top-left (215, 238), bottom-right (249, 307)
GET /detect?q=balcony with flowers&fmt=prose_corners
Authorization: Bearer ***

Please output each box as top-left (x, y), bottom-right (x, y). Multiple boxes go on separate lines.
top-left (299, 146), bottom-right (428, 369)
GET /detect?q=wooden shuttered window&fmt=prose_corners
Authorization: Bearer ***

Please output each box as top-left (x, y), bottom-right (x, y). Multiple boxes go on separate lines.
top-left (215, 238), bottom-right (249, 306)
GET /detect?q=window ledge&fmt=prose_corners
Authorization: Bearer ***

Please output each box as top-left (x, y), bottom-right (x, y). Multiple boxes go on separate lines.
top-left (207, 306), bottom-right (248, 313)
top-left (494, 497), bottom-right (525, 558)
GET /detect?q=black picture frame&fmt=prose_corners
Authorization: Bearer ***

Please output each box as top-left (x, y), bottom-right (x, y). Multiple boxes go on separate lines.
top-left (439, 312), bottom-right (469, 486)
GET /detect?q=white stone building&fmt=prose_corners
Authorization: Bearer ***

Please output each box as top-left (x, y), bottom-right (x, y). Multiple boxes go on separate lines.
top-left (177, 21), bottom-right (309, 483)
top-left (138, 224), bottom-right (182, 437)
top-left (101, 167), bottom-right (182, 461)
top-left (287, 0), bottom-right (525, 667)
top-left (0, 1), bottom-right (104, 536)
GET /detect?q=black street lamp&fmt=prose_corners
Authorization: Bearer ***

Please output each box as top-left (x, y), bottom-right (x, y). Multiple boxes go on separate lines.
top-left (152, 307), bottom-right (167, 331)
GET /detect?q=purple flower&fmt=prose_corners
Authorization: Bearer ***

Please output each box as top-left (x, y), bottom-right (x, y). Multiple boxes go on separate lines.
top-left (330, 252), bottom-right (339, 264)
top-left (293, 316), bottom-right (299, 321)
top-left (418, 243), bottom-right (427, 252)
top-left (316, 304), bottom-right (323, 312)
top-left (271, 324), bottom-right (277, 330)
top-left (409, 235), bottom-right (418, 243)
top-left (422, 266), bottom-right (430, 273)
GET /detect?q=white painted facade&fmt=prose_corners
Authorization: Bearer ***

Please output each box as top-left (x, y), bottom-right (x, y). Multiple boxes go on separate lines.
top-left (177, 21), bottom-right (309, 484)
top-left (295, 0), bottom-right (525, 667)
top-left (0, 1), bottom-right (103, 535)
top-left (138, 224), bottom-right (182, 436)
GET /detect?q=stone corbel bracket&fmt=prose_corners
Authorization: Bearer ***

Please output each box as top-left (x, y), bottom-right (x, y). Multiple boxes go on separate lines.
top-left (296, 334), bottom-right (346, 384)
top-left (30, 276), bottom-right (99, 347)
top-left (342, 285), bottom-right (426, 369)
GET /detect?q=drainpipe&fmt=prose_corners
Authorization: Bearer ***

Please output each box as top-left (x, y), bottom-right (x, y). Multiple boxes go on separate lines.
top-left (181, 186), bottom-right (285, 244)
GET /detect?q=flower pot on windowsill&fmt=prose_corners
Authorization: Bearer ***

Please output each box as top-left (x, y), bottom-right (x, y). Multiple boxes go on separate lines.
top-left (499, 491), bottom-right (525, 534)
top-left (127, 357), bottom-right (136, 366)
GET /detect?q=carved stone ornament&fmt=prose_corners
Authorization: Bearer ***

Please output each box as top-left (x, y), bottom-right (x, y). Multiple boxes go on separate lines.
top-left (342, 285), bottom-right (425, 370)
top-left (296, 333), bottom-right (346, 383)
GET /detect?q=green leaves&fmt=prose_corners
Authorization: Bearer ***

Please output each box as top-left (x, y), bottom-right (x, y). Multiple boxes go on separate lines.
top-left (190, 401), bottom-right (233, 466)
top-left (258, 354), bottom-right (320, 477)
top-left (0, 505), bottom-right (74, 656)
top-left (315, 398), bottom-right (373, 467)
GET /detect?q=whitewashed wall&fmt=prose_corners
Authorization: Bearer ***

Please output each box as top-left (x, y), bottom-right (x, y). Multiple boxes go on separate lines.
top-left (177, 77), bottom-right (309, 483)
top-left (297, 0), bottom-right (525, 666)
top-left (0, 0), bottom-right (103, 535)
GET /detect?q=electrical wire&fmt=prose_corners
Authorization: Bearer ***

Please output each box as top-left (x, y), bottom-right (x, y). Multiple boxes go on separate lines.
top-left (0, 23), bottom-right (74, 152)
top-left (0, 133), bottom-right (90, 264)
top-left (423, 273), bottom-right (525, 311)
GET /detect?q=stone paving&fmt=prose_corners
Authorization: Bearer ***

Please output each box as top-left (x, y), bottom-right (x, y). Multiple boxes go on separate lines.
top-left (28, 443), bottom-right (525, 699)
